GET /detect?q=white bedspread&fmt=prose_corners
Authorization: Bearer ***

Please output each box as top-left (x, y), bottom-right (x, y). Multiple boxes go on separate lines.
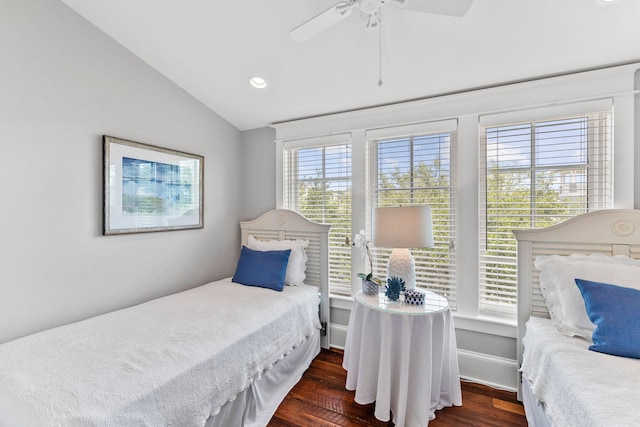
top-left (0, 278), bottom-right (320, 426)
top-left (521, 317), bottom-right (640, 427)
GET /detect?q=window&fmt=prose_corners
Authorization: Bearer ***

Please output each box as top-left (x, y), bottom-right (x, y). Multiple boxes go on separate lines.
top-left (367, 121), bottom-right (458, 308)
top-left (283, 138), bottom-right (352, 296)
top-left (479, 108), bottom-right (612, 315)
top-left (274, 66), bottom-right (632, 331)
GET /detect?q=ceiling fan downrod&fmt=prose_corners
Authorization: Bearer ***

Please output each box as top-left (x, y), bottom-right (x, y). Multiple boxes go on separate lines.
top-left (377, 7), bottom-right (383, 87)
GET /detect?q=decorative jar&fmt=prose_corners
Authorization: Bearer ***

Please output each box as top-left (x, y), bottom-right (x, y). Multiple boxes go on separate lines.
top-left (361, 279), bottom-right (379, 295)
top-left (405, 289), bottom-right (426, 305)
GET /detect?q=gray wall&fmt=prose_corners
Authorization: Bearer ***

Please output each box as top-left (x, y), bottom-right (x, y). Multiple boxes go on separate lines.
top-left (0, 0), bottom-right (243, 344)
top-left (240, 127), bottom-right (276, 220)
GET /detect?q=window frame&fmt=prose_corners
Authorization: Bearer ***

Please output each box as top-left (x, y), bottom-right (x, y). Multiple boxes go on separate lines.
top-left (282, 135), bottom-right (353, 296)
top-left (478, 102), bottom-right (613, 316)
top-left (366, 121), bottom-right (458, 308)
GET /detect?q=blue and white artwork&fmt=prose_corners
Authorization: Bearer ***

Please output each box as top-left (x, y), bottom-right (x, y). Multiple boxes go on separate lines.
top-left (121, 157), bottom-right (194, 216)
top-left (103, 135), bottom-right (203, 235)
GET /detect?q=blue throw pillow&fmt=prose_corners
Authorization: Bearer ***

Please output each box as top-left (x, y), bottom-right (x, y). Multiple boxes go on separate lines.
top-left (232, 246), bottom-right (291, 291)
top-left (575, 278), bottom-right (640, 359)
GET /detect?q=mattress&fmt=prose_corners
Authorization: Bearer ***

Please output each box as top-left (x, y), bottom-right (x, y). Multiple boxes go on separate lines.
top-left (520, 317), bottom-right (640, 427)
top-left (0, 278), bottom-right (320, 426)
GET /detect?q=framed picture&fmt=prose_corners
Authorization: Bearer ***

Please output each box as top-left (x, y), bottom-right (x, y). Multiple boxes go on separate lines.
top-left (103, 135), bottom-right (204, 235)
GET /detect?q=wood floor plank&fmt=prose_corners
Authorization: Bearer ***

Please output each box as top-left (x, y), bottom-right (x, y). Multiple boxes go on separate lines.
top-left (269, 349), bottom-right (527, 426)
top-left (493, 398), bottom-right (526, 416)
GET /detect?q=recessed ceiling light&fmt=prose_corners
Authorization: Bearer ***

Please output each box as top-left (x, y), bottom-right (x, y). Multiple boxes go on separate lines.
top-left (249, 76), bottom-right (268, 89)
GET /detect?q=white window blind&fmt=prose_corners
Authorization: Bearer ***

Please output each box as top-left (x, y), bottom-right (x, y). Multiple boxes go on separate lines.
top-left (368, 123), bottom-right (458, 308)
top-left (479, 108), bottom-right (612, 315)
top-left (283, 139), bottom-right (352, 296)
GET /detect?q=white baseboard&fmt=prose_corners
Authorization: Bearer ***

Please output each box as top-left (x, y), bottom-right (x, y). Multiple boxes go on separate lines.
top-left (457, 349), bottom-right (519, 392)
top-left (329, 323), bottom-right (347, 350)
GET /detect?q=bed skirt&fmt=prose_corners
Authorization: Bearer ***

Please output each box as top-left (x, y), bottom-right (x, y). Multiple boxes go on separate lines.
top-left (521, 377), bottom-right (551, 427)
top-left (206, 330), bottom-right (320, 427)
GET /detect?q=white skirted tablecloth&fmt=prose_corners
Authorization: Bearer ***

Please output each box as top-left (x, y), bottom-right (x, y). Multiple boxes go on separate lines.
top-left (343, 291), bottom-right (462, 427)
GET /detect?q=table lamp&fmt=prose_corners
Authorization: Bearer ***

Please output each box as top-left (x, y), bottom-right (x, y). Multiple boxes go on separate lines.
top-left (372, 206), bottom-right (434, 289)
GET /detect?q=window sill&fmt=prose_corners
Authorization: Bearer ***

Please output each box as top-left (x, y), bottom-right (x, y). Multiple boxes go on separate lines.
top-left (330, 295), bottom-right (517, 338)
top-left (330, 295), bottom-right (354, 311)
top-left (452, 313), bottom-right (517, 338)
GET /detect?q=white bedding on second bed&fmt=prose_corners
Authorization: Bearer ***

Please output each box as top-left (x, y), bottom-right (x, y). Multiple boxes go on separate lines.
top-left (0, 278), bottom-right (320, 426)
top-left (521, 316), bottom-right (640, 427)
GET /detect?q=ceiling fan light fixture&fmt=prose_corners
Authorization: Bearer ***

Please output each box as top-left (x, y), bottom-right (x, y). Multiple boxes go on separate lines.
top-left (249, 76), bottom-right (268, 89)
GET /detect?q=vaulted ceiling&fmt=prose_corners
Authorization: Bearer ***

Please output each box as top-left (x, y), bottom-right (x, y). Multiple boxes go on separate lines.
top-left (60, 0), bottom-right (640, 131)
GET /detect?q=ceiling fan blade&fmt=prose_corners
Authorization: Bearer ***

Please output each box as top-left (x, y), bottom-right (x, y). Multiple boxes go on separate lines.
top-left (396, 0), bottom-right (473, 17)
top-left (290, 1), bottom-right (355, 43)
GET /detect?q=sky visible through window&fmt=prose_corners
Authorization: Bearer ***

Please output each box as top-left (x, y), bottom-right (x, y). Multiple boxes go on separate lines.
top-left (487, 118), bottom-right (587, 168)
top-left (295, 134), bottom-right (454, 192)
top-left (486, 117), bottom-right (590, 192)
top-left (294, 118), bottom-right (587, 200)
top-left (297, 145), bottom-right (351, 189)
top-left (377, 134), bottom-right (451, 185)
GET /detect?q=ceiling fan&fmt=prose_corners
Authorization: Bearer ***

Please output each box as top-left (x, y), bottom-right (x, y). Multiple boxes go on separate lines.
top-left (290, 0), bottom-right (473, 43)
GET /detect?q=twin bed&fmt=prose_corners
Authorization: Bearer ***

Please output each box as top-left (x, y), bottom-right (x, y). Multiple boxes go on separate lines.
top-left (0, 209), bottom-right (330, 427)
top-left (514, 209), bottom-right (640, 426)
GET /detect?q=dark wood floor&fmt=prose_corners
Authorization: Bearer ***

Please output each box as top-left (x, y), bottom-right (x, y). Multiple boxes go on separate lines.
top-left (269, 348), bottom-right (527, 426)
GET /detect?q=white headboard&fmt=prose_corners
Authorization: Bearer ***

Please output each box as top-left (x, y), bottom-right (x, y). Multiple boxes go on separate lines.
top-left (240, 209), bottom-right (331, 349)
top-left (513, 208), bottom-right (640, 397)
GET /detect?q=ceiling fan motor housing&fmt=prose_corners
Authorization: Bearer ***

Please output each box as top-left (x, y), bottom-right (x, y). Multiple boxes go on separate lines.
top-left (359, 0), bottom-right (383, 14)
top-left (290, 0), bottom-right (471, 43)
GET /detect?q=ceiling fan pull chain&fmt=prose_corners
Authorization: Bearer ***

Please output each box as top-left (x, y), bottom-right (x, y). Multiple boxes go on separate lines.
top-left (378, 8), bottom-right (383, 87)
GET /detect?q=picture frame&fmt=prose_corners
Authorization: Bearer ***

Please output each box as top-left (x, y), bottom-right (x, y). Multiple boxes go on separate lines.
top-left (103, 135), bottom-right (204, 235)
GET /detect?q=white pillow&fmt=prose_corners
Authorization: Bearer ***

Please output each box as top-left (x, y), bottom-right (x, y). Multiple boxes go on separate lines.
top-left (534, 253), bottom-right (640, 340)
top-left (247, 234), bottom-right (309, 285)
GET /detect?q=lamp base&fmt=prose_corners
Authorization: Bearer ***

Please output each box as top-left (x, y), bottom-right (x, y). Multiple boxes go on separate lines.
top-left (387, 248), bottom-right (416, 289)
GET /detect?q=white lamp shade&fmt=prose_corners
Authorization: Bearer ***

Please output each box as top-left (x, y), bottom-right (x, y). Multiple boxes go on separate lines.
top-left (372, 206), bottom-right (434, 248)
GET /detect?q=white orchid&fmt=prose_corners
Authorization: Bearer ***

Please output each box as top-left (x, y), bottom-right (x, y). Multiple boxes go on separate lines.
top-left (352, 229), bottom-right (381, 285)
top-left (353, 229), bottom-right (369, 255)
